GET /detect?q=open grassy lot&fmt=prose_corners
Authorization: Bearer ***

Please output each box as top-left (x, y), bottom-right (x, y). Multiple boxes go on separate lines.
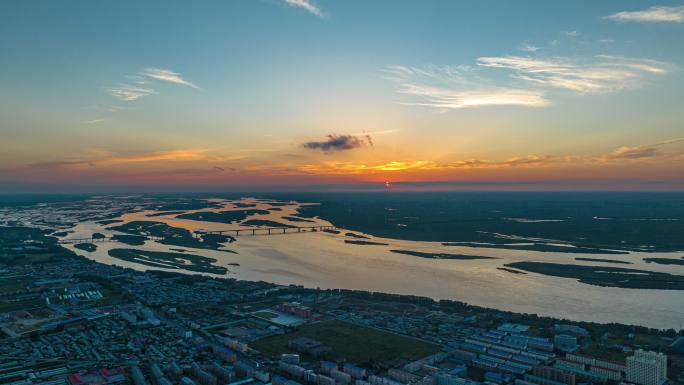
top-left (581, 344), bottom-right (629, 362)
top-left (0, 281), bottom-right (26, 295)
top-left (252, 320), bottom-right (440, 368)
top-left (0, 298), bottom-right (45, 313)
top-left (253, 311), bottom-right (278, 320)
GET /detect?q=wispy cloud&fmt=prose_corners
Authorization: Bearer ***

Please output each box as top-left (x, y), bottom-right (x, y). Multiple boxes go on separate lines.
top-left (142, 68), bottom-right (199, 89)
top-left (605, 5), bottom-right (684, 23)
top-left (442, 155), bottom-right (558, 169)
top-left (597, 55), bottom-right (670, 74)
top-left (520, 43), bottom-right (540, 52)
top-left (383, 65), bottom-right (549, 110)
top-left (601, 146), bottom-right (659, 160)
top-left (107, 68), bottom-right (198, 103)
top-left (477, 55), bottom-right (670, 93)
top-left (302, 134), bottom-right (373, 153)
top-left (82, 118), bottom-right (105, 125)
top-left (109, 85), bottom-right (157, 101)
top-left (101, 149), bottom-right (208, 165)
top-left (282, 0), bottom-right (324, 17)
top-left (26, 149), bottom-right (210, 171)
top-left (352, 129), bottom-right (400, 136)
top-left (595, 138), bottom-right (684, 162)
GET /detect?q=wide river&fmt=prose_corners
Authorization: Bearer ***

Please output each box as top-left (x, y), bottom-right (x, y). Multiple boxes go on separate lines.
top-left (61, 198), bottom-right (684, 330)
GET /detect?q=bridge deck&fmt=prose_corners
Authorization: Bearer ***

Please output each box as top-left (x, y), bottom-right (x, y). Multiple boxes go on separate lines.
top-left (59, 225), bottom-right (336, 244)
top-left (202, 225), bottom-right (336, 236)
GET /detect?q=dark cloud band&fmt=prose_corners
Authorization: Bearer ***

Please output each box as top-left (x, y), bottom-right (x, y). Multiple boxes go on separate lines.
top-left (302, 134), bottom-right (373, 153)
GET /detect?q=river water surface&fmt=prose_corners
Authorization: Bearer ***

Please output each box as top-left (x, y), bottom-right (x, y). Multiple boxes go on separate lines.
top-left (60, 198), bottom-right (684, 330)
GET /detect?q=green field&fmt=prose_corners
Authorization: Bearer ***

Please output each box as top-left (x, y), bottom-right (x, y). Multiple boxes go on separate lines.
top-left (0, 298), bottom-right (45, 312)
top-left (253, 311), bottom-right (278, 320)
top-left (0, 281), bottom-right (26, 295)
top-left (252, 320), bottom-right (440, 368)
top-left (581, 344), bottom-right (629, 362)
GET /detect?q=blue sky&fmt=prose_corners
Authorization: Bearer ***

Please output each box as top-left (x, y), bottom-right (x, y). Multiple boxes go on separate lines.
top-left (1, 0), bottom-right (683, 192)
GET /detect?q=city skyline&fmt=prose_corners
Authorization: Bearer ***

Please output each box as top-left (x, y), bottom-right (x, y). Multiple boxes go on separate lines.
top-left (1, 0), bottom-right (683, 192)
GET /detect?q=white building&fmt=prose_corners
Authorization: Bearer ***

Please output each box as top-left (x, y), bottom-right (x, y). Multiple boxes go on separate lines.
top-left (626, 349), bottom-right (667, 385)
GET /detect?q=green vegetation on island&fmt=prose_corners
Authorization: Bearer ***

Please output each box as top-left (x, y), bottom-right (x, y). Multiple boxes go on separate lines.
top-left (294, 192), bottom-right (684, 252)
top-left (108, 221), bottom-right (234, 250)
top-left (443, 242), bottom-right (627, 254)
top-left (390, 249), bottom-right (497, 260)
top-left (233, 202), bottom-right (256, 208)
top-left (176, 209), bottom-right (269, 223)
top-left (153, 199), bottom-right (221, 211)
top-left (108, 248), bottom-right (227, 274)
top-left (111, 234), bottom-right (147, 246)
top-left (345, 240), bottom-right (389, 246)
top-left (644, 257), bottom-right (684, 266)
top-left (146, 210), bottom-right (186, 217)
top-left (282, 216), bottom-right (315, 223)
top-left (505, 261), bottom-right (684, 290)
top-left (345, 232), bottom-right (369, 239)
top-left (74, 243), bottom-right (97, 252)
top-left (575, 257), bottom-right (633, 264)
top-left (96, 219), bottom-right (123, 225)
top-left (242, 219), bottom-right (295, 228)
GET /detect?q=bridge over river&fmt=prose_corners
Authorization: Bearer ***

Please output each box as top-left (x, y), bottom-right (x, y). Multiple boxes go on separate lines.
top-left (201, 225), bottom-right (336, 236)
top-left (59, 225), bottom-right (337, 244)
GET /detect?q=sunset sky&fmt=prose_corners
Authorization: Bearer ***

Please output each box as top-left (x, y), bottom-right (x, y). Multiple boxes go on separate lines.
top-left (1, 0), bottom-right (683, 192)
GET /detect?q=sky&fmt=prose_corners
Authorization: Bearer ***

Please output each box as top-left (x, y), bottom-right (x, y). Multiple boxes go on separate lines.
top-left (1, 0), bottom-right (683, 192)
